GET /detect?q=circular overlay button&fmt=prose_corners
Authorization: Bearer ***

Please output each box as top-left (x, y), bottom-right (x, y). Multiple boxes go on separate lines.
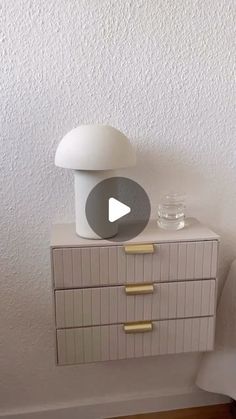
top-left (85, 177), bottom-right (151, 242)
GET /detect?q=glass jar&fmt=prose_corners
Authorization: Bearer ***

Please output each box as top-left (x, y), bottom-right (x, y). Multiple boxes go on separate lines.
top-left (157, 193), bottom-right (185, 230)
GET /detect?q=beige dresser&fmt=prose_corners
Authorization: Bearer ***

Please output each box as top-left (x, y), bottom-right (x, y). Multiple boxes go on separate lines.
top-left (51, 219), bottom-right (219, 365)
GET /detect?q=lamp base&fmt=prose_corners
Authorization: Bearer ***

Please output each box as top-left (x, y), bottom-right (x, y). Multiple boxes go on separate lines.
top-left (74, 170), bottom-right (118, 239)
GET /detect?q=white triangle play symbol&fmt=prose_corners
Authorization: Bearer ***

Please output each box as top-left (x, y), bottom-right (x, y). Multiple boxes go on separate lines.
top-left (108, 197), bottom-right (131, 223)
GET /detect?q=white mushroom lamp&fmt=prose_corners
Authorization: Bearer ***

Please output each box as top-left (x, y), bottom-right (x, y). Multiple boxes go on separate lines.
top-left (55, 125), bottom-right (136, 239)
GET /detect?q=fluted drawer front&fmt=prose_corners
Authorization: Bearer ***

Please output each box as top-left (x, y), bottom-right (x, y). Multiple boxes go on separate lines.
top-left (56, 317), bottom-right (215, 365)
top-left (52, 240), bottom-right (218, 289)
top-left (55, 279), bottom-right (215, 328)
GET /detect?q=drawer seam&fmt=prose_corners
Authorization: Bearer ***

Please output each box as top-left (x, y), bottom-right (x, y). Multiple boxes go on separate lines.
top-left (54, 277), bottom-right (217, 291)
top-left (55, 314), bottom-right (216, 330)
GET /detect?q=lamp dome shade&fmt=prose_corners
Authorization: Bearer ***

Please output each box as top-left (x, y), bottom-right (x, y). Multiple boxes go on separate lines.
top-left (55, 125), bottom-right (136, 170)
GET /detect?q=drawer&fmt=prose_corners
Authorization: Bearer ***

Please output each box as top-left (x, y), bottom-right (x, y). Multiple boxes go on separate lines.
top-left (56, 316), bottom-right (215, 365)
top-left (55, 279), bottom-right (216, 328)
top-left (52, 240), bottom-right (218, 289)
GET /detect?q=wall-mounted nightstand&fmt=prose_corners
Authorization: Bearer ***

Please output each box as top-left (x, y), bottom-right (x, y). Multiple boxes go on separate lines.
top-left (51, 219), bottom-right (219, 365)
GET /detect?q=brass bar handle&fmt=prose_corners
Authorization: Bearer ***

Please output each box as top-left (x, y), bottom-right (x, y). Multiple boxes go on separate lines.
top-left (124, 244), bottom-right (154, 254)
top-left (125, 283), bottom-right (154, 295)
top-left (123, 321), bottom-right (153, 334)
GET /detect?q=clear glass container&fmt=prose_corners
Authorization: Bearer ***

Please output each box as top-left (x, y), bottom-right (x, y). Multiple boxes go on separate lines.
top-left (157, 193), bottom-right (185, 230)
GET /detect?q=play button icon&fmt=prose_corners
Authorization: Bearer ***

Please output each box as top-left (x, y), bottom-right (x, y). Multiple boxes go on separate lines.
top-left (85, 177), bottom-right (151, 242)
top-left (108, 198), bottom-right (131, 222)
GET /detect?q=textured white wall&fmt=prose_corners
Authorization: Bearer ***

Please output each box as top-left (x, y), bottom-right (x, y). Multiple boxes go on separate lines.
top-left (0, 0), bottom-right (235, 414)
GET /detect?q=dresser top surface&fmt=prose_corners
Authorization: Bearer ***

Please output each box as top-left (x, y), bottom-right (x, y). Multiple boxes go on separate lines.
top-left (50, 218), bottom-right (219, 248)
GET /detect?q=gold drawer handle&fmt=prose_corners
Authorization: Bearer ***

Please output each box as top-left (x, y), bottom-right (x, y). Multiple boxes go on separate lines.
top-left (125, 283), bottom-right (154, 295)
top-left (123, 321), bottom-right (153, 334)
top-left (124, 244), bottom-right (154, 254)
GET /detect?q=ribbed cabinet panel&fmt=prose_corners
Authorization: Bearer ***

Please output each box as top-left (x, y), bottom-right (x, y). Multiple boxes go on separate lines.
top-left (55, 279), bottom-right (216, 328)
top-left (52, 240), bottom-right (218, 289)
top-left (52, 221), bottom-right (219, 365)
top-left (56, 317), bottom-right (215, 365)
